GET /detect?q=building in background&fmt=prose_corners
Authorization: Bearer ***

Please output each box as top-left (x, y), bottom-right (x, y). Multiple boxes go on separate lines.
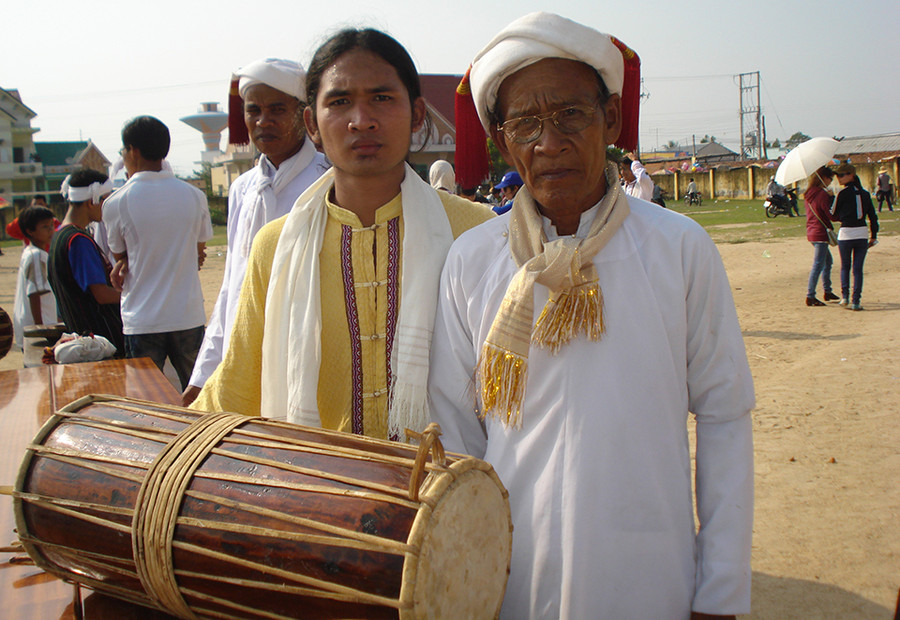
top-left (205, 75), bottom-right (464, 198)
top-left (34, 141), bottom-right (110, 200)
top-left (0, 87), bottom-right (42, 214)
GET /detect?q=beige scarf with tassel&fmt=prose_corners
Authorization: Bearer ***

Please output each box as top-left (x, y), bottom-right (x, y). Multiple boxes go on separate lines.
top-left (477, 163), bottom-right (629, 428)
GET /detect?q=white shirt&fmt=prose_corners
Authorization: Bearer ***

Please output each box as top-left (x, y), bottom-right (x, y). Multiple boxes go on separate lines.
top-left (87, 220), bottom-right (115, 264)
top-left (103, 169), bottom-right (213, 334)
top-left (13, 244), bottom-right (57, 348)
top-left (624, 159), bottom-right (654, 202)
top-left (428, 197), bottom-right (755, 619)
top-left (188, 141), bottom-right (328, 388)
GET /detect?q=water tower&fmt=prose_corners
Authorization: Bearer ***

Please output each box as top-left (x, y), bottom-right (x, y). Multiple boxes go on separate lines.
top-left (180, 102), bottom-right (228, 163)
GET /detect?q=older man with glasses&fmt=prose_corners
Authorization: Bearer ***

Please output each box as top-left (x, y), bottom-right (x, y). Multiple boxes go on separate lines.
top-left (429, 13), bottom-right (755, 619)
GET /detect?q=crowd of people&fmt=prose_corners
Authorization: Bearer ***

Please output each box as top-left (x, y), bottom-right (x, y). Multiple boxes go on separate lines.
top-left (4, 10), bottom-right (890, 618)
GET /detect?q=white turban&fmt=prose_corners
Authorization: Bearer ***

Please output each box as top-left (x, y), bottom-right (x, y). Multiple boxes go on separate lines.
top-left (235, 58), bottom-right (306, 102)
top-left (429, 160), bottom-right (456, 192)
top-left (61, 174), bottom-right (113, 203)
top-left (469, 12), bottom-right (625, 131)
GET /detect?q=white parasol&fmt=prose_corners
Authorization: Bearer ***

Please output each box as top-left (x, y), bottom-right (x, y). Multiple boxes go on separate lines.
top-left (774, 137), bottom-right (840, 186)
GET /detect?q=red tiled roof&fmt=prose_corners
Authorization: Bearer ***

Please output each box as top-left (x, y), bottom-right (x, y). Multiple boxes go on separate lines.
top-left (420, 75), bottom-right (462, 126)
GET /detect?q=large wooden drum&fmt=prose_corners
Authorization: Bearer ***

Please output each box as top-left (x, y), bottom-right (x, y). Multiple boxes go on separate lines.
top-left (13, 395), bottom-right (512, 619)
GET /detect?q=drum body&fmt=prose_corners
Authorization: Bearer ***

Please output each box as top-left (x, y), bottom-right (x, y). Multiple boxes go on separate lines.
top-left (0, 306), bottom-right (12, 359)
top-left (14, 396), bottom-right (511, 619)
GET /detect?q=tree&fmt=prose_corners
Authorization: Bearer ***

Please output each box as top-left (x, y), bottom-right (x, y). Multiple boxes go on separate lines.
top-left (786, 132), bottom-right (811, 149)
top-left (194, 162), bottom-right (214, 197)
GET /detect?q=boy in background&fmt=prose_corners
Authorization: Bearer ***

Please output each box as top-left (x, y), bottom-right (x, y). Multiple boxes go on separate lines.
top-left (13, 205), bottom-right (57, 349)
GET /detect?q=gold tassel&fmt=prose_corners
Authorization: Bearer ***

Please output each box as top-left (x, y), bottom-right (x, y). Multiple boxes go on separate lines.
top-left (477, 343), bottom-right (528, 428)
top-left (532, 283), bottom-right (605, 353)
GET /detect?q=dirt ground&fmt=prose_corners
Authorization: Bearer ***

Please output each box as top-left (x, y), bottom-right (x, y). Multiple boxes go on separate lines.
top-left (0, 233), bottom-right (897, 619)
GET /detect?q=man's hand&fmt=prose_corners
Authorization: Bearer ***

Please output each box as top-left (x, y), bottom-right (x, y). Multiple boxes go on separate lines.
top-left (181, 384), bottom-right (202, 407)
top-left (197, 243), bottom-right (207, 270)
top-left (110, 258), bottom-right (128, 291)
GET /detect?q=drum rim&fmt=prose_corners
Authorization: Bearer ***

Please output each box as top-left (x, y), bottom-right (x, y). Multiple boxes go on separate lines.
top-left (13, 394), bottom-right (125, 582)
top-left (398, 458), bottom-right (512, 619)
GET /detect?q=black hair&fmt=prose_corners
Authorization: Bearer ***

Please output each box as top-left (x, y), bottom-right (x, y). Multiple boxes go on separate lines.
top-left (67, 169), bottom-right (110, 205)
top-left (18, 205), bottom-right (55, 239)
top-left (488, 62), bottom-right (611, 127)
top-left (122, 115), bottom-right (170, 161)
top-left (31, 195), bottom-right (47, 204)
top-left (307, 29), bottom-right (422, 112)
top-left (305, 28), bottom-right (431, 150)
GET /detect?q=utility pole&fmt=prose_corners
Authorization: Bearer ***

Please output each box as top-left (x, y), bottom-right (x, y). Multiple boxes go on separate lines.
top-left (637, 77), bottom-right (650, 156)
top-left (737, 71), bottom-right (763, 160)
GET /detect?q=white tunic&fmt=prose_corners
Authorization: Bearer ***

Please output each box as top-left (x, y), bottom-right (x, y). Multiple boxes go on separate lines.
top-left (428, 197), bottom-right (755, 619)
top-left (188, 141), bottom-right (328, 389)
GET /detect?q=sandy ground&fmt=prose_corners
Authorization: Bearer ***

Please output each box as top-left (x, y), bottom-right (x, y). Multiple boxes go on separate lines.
top-left (0, 232), bottom-right (897, 619)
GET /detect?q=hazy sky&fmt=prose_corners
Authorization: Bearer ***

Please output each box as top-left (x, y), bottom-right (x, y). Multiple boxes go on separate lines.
top-left (6, 0), bottom-right (899, 176)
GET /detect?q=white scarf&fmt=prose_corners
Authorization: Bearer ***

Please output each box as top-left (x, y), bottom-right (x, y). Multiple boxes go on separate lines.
top-left (260, 163), bottom-right (453, 440)
top-left (242, 140), bottom-right (316, 257)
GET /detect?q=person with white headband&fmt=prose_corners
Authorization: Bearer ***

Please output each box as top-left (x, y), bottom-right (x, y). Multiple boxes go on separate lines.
top-left (192, 28), bottom-right (493, 440)
top-left (48, 169), bottom-right (124, 353)
top-left (182, 58), bottom-right (329, 406)
top-left (103, 115), bottom-right (213, 390)
top-left (428, 13), bottom-right (754, 619)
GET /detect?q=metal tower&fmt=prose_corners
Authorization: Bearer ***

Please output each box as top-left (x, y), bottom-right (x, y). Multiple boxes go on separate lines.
top-left (737, 72), bottom-right (764, 160)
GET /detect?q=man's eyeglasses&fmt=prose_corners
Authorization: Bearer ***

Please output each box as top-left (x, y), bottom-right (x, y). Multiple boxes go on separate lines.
top-left (498, 104), bottom-right (599, 144)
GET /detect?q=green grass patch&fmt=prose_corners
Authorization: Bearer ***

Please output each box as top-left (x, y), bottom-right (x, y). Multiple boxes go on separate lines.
top-left (668, 198), bottom-right (897, 244)
top-left (208, 224), bottom-right (228, 248)
top-left (6, 203), bottom-right (894, 251)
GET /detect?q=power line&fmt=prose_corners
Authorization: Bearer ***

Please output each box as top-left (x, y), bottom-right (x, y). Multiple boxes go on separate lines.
top-left (643, 73), bottom-right (734, 82)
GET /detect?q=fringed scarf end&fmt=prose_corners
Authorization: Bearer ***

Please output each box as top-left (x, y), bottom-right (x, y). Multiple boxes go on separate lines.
top-left (476, 343), bottom-right (527, 429)
top-left (532, 283), bottom-right (605, 353)
top-left (388, 381), bottom-right (429, 443)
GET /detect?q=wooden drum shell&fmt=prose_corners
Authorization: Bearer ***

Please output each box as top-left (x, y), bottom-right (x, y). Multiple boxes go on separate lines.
top-left (13, 395), bottom-right (512, 619)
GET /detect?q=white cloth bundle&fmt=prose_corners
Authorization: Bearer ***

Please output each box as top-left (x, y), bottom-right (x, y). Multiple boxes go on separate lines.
top-left (53, 333), bottom-right (116, 364)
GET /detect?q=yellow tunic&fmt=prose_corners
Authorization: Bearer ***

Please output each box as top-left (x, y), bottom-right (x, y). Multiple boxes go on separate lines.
top-left (192, 190), bottom-right (493, 439)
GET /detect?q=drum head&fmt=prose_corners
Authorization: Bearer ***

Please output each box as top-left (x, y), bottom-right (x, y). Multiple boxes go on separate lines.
top-left (402, 461), bottom-right (511, 618)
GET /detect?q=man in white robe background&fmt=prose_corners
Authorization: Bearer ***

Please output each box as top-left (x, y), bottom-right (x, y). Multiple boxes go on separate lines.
top-left (428, 13), bottom-right (754, 620)
top-left (183, 58), bottom-right (328, 405)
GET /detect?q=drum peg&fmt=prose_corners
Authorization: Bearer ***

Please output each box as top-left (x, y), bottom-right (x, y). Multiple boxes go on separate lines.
top-left (406, 423), bottom-right (447, 502)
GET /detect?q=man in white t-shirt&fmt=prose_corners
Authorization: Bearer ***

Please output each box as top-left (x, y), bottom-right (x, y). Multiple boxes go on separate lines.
top-left (103, 115), bottom-right (213, 389)
top-left (182, 58), bottom-right (328, 405)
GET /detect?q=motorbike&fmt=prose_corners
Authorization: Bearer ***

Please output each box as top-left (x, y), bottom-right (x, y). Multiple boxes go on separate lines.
top-left (764, 188), bottom-right (799, 218)
top-left (684, 191), bottom-right (702, 206)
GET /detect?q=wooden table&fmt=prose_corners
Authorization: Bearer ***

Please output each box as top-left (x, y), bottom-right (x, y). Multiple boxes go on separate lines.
top-left (0, 358), bottom-right (181, 619)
